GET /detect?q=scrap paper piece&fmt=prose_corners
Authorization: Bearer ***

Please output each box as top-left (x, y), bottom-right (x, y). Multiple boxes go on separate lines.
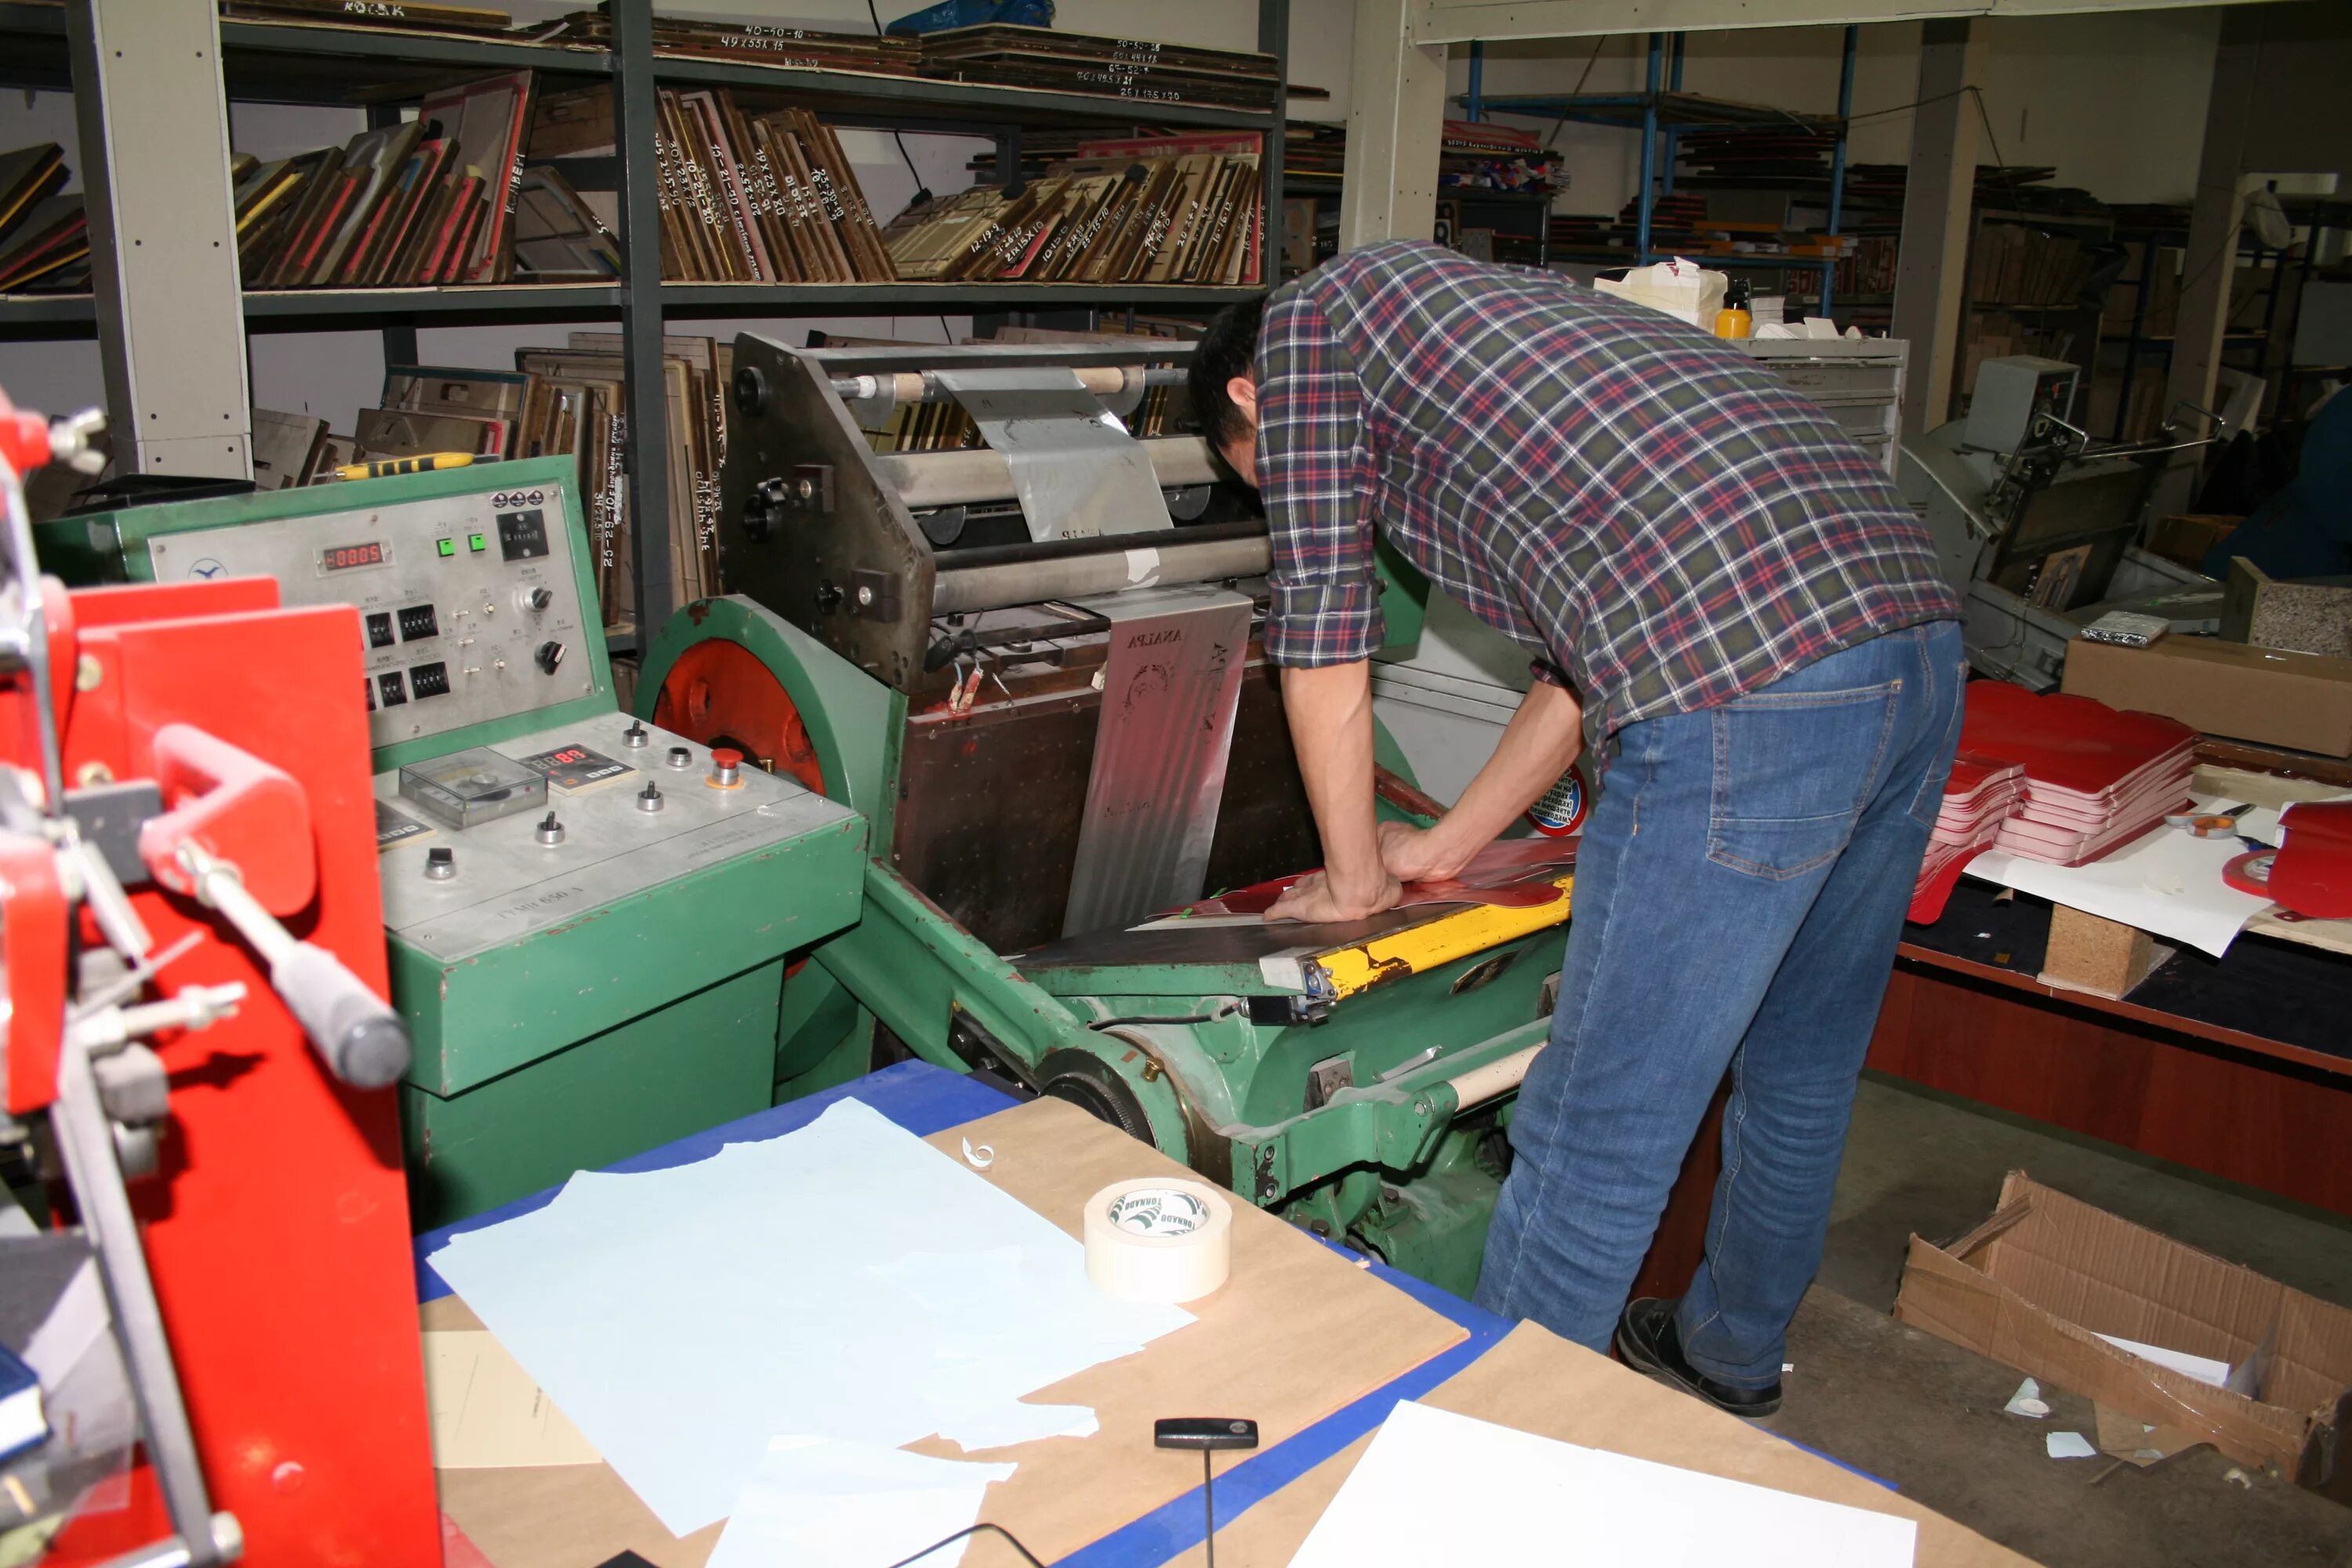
top-left (420, 1330), bottom-right (601, 1469)
top-left (1965, 793), bottom-right (2278, 957)
top-left (1289, 1400), bottom-right (1915, 1568)
top-left (706, 1435), bottom-right (1014, 1568)
top-left (937, 1401), bottom-right (1099, 1453)
top-left (2003, 1377), bottom-right (2049, 1418)
top-left (426, 1098), bottom-right (1191, 1537)
top-left (2045, 1431), bottom-right (2099, 1459)
top-left (2092, 1333), bottom-right (2231, 1389)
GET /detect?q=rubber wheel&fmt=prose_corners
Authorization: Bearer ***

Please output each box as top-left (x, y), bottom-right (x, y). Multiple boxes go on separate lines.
top-left (1036, 1047), bottom-right (1156, 1148)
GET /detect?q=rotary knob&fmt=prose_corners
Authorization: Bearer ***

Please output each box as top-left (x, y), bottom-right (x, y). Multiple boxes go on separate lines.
top-left (517, 586), bottom-right (555, 615)
top-left (535, 640), bottom-right (565, 674)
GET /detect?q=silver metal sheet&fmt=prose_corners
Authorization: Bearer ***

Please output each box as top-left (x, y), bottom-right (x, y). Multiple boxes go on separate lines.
top-left (932, 366), bottom-right (1174, 543)
top-left (1062, 586), bottom-right (1254, 936)
top-left (376, 710), bottom-right (857, 963)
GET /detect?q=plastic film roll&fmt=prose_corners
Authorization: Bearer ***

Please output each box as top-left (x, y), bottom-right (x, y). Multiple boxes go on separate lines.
top-left (1083, 1178), bottom-right (1234, 1304)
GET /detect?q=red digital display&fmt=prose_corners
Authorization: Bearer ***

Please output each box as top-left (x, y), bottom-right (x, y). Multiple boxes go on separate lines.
top-left (322, 541), bottom-right (386, 571)
top-left (543, 746), bottom-right (590, 766)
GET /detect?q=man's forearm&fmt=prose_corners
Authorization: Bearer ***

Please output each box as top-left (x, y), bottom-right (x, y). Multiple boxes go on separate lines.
top-left (1279, 661), bottom-right (1387, 902)
top-left (1427, 678), bottom-right (1584, 867)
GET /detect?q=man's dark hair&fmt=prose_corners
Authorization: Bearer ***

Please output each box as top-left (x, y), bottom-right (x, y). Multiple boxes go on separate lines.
top-left (1189, 292), bottom-right (1269, 450)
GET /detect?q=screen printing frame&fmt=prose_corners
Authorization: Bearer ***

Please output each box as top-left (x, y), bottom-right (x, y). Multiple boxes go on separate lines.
top-left (37, 455), bottom-right (616, 771)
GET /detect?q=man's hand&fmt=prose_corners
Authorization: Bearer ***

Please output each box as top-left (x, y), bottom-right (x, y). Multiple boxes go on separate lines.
top-left (1377, 818), bottom-right (1474, 884)
top-left (1267, 866), bottom-right (1403, 924)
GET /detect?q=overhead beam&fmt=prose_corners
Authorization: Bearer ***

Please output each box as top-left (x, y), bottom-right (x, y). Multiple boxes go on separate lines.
top-left (1341, 0), bottom-right (1450, 249)
top-left (1414, 0), bottom-right (2288, 45)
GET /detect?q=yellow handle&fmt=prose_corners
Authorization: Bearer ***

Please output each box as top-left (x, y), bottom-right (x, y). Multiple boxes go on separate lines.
top-left (332, 452), bottom-right (475, 481)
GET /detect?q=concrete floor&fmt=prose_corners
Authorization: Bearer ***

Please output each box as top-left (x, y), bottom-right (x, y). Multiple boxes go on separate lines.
top-left (1762, 1073), bottom-right (2352, 1567)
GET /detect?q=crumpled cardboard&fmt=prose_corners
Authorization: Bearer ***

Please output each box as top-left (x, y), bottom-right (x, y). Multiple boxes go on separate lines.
top-left (1896, 1171), bottom-right (2352, 1504)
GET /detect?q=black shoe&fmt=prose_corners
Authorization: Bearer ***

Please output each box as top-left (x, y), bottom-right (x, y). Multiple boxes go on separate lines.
top-left (1614, 1297), bottom-right (1783, 1419)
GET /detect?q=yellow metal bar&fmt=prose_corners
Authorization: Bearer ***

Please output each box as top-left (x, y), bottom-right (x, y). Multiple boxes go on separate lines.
top-left (1308, 874), bottom-right (1573, 1000)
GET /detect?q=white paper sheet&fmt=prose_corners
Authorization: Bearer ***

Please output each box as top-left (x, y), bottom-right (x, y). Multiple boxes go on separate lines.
top-left (1964, 794), bottom-right (2277, 957)
top-left (2046, 1431), bottom-right (2099, 1459)
top-left (425, 1098), bottom-right (1191, 1537)
top-left (1288, 1401), bottom-right (1916, 1568)
top-left (706, 1435), bottom-right (1014, 1568)
top-left (2093, 1334), bottom-right (2232, 1389)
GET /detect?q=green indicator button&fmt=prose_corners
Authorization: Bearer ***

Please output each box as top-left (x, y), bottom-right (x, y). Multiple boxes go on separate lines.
top-left (469, 533), bottom-right (489, 553)
top-left (435, 538), bottom-right (456, 557)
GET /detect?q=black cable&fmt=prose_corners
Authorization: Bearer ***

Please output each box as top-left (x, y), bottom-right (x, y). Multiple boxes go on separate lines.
top-left (880, 1522), bottom-right (1048, 1568)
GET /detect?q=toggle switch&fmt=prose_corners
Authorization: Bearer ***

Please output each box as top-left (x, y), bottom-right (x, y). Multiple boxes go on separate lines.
top-left (636, 782), bottom-right (665, 814)
top-left (535, 811), bottom-right (565, 846)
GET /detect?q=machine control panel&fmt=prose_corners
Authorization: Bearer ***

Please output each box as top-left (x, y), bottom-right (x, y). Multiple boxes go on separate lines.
top-left (142, 481), bottom-right (597, 753)
top-left (374, 710), bottom-right (858, 964)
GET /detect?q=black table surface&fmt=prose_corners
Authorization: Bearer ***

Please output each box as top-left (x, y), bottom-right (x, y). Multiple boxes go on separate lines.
top-left (1900, 880), bottom-right (2352, 1064)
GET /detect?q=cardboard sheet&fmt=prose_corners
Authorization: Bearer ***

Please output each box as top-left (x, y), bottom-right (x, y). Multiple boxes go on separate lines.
top-left (1156, 1323), bottom-right (2037, 1568)
top-left (422, 1330), bottom-right (601, 1470)
top-left (430, 1098), bottom-right (1466, 1567)
top-left (1893, 1171), bottom-right (2352, 1490)
top-left (904, 1099), bottom-right (1468, 1560)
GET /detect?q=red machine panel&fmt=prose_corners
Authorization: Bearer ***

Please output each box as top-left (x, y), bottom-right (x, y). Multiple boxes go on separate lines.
top-left (5, 578), bottom-right (437, 1566)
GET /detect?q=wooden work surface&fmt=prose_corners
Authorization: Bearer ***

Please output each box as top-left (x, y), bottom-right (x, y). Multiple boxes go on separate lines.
top-left (1153, 1322), bottom-right (2038, 1567)
top-left (427, 1097), bottom-right (1468, 1567)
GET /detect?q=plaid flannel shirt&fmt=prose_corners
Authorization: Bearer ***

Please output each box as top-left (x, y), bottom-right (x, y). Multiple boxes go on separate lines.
top-left (1254, 241), bottom-right (1961, 745)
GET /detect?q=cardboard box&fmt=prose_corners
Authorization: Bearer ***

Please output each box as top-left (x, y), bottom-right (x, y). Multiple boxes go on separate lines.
top-left (2144, 513), bottom-right (2240, 572)
top-left (1896, 1173), bottom-right (2352, 1498)
top-left (2220, 557), bottom-right (2352, 659)
top-left (2061, 634), bottom-right (2352, 757)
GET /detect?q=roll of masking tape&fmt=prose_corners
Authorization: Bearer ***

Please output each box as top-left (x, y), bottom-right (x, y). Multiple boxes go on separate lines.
top-left (1083, 1178), bottom-right (1233, 1304)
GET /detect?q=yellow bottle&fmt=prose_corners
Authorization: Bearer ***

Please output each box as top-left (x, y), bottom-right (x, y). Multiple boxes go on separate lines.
top-left (1713, 279), bottom-right (1753, 339)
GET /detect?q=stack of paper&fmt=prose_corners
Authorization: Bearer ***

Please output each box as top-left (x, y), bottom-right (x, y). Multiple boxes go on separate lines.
top-left (1909, 683), bottom-right (2198, 922)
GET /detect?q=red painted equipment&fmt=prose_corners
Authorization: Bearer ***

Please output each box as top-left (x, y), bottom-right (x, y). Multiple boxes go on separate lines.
top-left (0, 390), bottom-right (437, 1565)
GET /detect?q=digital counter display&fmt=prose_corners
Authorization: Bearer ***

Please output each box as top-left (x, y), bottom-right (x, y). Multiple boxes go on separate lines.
top-left (540, 746), bottom-right (592, 767)
top-left (321, 541), bottom-right (387, 572)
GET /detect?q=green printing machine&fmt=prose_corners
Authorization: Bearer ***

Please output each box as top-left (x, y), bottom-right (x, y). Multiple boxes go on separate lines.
top-left (637, 336), bottom-right (1577, 1296)
top-left (38, 457), bottom-right (867, 1227)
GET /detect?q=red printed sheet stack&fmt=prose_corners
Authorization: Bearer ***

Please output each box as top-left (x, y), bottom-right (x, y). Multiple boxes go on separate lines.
top-left (1909, 682), bottom-right (2198, 923)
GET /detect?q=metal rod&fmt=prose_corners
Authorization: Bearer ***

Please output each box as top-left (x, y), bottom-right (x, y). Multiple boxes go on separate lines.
top-left (1258, 0), bottom-right (1288, 285)
top-left (1467, 41), bottom-right (1483, 122)
top-left (1821, 23), bottom-right (1857, 319)
top-left (51, 1040), bottom-right (226, 1563)
top-left (877, 437), bottom-right (1218, 509)
top-left (835, 367), bottom-right (1187, 406)
top-left (1637, 34), bottom-right (1661, 263)
top-left (932, 535), bottom-right (1272, 615)
top-left (609, 0), bottom-right (675, 631)
top-left (1445, 1043), bottom-right (1543, 1109)
top-left (1661, 33), bottom-right (1682, 198)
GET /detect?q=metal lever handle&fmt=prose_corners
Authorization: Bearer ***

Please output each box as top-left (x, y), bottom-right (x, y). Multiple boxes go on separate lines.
top-left (172, 844), bottom-right (411, 1090)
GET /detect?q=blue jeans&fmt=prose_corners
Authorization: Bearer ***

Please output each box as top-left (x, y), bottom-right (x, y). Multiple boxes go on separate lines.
top-left (1475, 621), bottom-right (1965, 1387)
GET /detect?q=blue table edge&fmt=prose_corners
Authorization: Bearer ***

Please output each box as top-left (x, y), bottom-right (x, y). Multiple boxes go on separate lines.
top-left (409, 1058), bottom-right (1890, 1567)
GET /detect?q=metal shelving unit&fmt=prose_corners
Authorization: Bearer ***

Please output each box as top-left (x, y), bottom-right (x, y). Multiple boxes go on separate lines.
top-left (1462, 27), bottom-right (1857, 315)
top-left (0, 0), bottom-right (1289, 637)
